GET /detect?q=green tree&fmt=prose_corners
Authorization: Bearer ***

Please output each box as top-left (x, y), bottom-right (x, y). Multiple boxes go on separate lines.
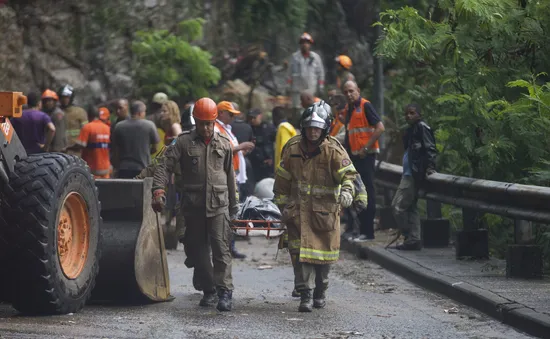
top-left (132, 18), bottom-right (221, 101)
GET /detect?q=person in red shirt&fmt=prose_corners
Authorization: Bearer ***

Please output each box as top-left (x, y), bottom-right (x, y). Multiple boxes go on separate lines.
top-left (67, 108), bottom-right (112, 178)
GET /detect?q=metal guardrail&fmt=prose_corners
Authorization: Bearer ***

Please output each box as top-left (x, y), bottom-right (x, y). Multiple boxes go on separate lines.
top-left (375, 161), bottom-right (550, 224)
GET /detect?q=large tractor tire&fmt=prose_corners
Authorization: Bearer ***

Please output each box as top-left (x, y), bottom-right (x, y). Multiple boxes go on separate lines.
top-left (0, 153), bottom-right (101, 315)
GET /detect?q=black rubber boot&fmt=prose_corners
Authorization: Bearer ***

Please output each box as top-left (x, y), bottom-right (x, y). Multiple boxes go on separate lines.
top-left (291, 288), bottom-right (300, 298)
top-left (298, 290), bottom-right (313, 312)
top-left (313, 288), bottom-right (326, 309)
top-left (199, 291), bottom-right (217, 307)
top-left (396, 241), bottom-right (422, 251)
top-left (217, 290), bottom-right (233, 312)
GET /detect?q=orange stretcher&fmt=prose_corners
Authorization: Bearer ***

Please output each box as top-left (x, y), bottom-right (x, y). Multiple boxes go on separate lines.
top-left (231, 219), bottom-right (285, 239)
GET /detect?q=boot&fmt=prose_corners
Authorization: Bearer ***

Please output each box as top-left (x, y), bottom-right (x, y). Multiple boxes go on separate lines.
top-left (396, 241), bottom-right (422, 251)
top-left (217, 289), bottom-right (233, 312)
top-left (231, 239), bottom-right (247, 259)
top-left (291, 288), bottom-right (300, 298)
top-left (298, 290), bottom-right (313, 312)
top-left (199, 290), bottom-right (217, 307)
top-left (313, 288), bottom-right (326, 309)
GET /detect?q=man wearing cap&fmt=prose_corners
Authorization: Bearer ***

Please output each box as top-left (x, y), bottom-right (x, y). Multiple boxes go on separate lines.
top-left (215, 101), bottom-right (255, 260)
top-left (288, 33), bottom-right (325, 119)
top-left (58, 84), bottom-right (88, 157)
top-left (152, 97), bottom-right (239, 312)
top-left (150, 92), bottom-right (169, 158)
top-left (41, 89), bottom-right (68, 152)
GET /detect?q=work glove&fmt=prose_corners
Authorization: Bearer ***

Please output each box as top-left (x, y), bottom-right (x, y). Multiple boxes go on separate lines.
top-left (340, 191), bottom-right (353, 208)
top-left (152, 189), bottom-right (166, 213)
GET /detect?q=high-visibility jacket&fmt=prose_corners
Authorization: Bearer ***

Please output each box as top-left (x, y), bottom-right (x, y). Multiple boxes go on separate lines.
top-left (344, 98), bottom-right (380, 156)
top-left (215, 121), bottom-right (240, 174)
top-left (329, 118), bottom-right (344, 137)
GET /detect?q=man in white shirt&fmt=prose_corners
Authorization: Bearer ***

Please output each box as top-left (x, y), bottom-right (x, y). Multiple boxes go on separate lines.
top-left (215, 101), bottom-right (255, 259)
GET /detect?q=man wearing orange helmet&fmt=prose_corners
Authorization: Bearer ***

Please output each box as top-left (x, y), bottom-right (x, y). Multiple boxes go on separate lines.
top-left (152, 97), bottom-right (238, 312)
top-left (288, 33), bottom-right (325, 118)
top-left (335, 55), bottom-right (356, 93)
top-left (41, 89), bottom-right (68, 152)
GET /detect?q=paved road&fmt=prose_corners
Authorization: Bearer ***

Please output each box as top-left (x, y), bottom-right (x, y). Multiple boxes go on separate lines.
top-left (0, 238), bottom-right (535, 339)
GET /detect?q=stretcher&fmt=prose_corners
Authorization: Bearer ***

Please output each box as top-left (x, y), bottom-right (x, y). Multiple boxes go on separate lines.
top-left (231, 219), bottom-right (285, 239)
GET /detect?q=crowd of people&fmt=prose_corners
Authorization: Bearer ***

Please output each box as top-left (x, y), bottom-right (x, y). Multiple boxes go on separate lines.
top-left (11, 31), bottom-right (437, 313)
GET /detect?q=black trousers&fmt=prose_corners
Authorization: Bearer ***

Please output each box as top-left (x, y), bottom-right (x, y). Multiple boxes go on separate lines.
top-left (117, 169), bottom-right (142, 179)
top-left (351, 154), bottom-right (376, 239)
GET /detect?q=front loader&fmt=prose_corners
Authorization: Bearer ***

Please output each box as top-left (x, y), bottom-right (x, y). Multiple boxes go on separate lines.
top-left (0, 91), bottom-right (172, 315)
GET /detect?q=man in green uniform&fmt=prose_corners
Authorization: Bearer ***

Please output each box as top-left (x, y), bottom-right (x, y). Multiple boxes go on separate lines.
top-left (58, 84), bottom-right (88, 157)
top-left (152, 97), bottom-right (238, 312)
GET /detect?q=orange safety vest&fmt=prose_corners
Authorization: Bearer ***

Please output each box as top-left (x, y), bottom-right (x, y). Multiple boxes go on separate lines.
top-left (215, 121), bottom-right (240, 173)
top-left (344, 98), bottom-right (380, 155)
top-left (329, 117), bottom-right (344, 137)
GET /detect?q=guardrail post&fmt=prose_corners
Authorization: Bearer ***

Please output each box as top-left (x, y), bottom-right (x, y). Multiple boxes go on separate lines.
top-left (421, 200), bottom-right (450, 248)
top-left (455, 208), bottom-right (489, 259)
top-left (377, 187), bottom-right (397, 230)
top-left (506, 220), bottom-right (543, 278)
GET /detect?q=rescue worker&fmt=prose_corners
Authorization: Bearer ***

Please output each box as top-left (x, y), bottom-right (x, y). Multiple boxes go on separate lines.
top-left (98, 107), bottom-right (111, 126)
top-left (342, 81), bottom-right (385, 242)
top-left (334, 55), bottom-right (355, 93)
top-left (58, 84), bottom-right (88, 157)
top-left (288, 33), bottom-right (325, 119)
top-left (41, 89), bottom-right (68, 152)
top-left (152, 97), bottom-right (238, 312)
top-left (67, 107), bottom-right (112, 179)
top-left (300, 91), bottom-right (321, 110)
top-left (273, 101), bottom-right (358, 312)
top-left (392, 104), bottom-right (437, 250)
top-left (273, 106), bottom-right (297, 169)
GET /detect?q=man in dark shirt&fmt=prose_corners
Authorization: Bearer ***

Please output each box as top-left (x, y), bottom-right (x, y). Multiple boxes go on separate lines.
top-left (342, 81), bottom-right (385, 242)
top-left (247, 109), bottom-right (276, 182)
top-left (11, 92), bottom-right (56, 154)
top-left (229, 103), bottom-right (255, 202)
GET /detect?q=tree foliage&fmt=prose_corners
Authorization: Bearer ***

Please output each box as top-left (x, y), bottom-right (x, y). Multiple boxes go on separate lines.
top-left (132, 18), bottom-right (221, 101)
top-left (375, 0), bottom-right (550, 182)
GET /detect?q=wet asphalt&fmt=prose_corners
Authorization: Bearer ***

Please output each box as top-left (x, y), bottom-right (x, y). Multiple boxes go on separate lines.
top-left (0, 238), bottom-right (536, 339)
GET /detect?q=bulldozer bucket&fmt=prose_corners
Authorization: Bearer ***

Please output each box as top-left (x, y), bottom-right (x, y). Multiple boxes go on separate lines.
top-left (91, 178), bottom-right (174, 303)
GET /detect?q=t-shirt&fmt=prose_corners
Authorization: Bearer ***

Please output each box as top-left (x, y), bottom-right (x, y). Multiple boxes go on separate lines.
top-left (113, 118), bottom-right (160, 171)
top-left (77, 120), bottom-right (111, 173)
top-left (11, 109), bottom-right (52, 154)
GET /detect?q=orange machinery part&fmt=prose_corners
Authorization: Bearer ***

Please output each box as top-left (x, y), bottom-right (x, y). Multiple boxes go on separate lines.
top-left (0, 91), bottom-right (27, 118)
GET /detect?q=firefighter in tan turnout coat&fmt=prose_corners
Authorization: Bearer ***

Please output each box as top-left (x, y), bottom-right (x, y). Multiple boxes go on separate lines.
top-left (274, 101), bottom-right (358, 312)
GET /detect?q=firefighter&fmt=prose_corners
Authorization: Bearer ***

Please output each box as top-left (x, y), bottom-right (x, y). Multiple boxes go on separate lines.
top-left (334, 55), bottom-right (355, 93)
top-left (273, 101), bottom-right (358, 312)
top-left (288, 33), bottom-right (325, 120)
top-left (58, 84), bottom-right (88, 157)
top-left (152, 97), bottom-right (238, 312)
top-left (41, 89), bottom-right (68, 153)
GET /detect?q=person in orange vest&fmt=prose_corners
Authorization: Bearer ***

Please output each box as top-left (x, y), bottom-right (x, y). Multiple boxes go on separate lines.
top-left (334, 55), bottom-right (355, 93)
top-left (341, 80), bottom-right (385, 242)
top-left (214, 101), bottom-right (255, 259)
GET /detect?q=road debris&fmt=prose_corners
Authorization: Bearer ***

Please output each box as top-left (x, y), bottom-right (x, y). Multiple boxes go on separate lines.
top-left (444, 307), bottom-right (459, 314)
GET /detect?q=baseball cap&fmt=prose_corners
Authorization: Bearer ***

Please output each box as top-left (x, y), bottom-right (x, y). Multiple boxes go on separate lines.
top-left (98, 107), bottom-right (110, 121)
top-left (152, 92), bottom-right (168, 104)
top-left (248, 109), bottom-right (261, 117)
top-left (217, 101), bottom-right (240, 114)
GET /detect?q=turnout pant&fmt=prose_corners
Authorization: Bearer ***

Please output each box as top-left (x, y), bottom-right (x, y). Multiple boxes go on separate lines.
top-left (351, 154), bottom-right (376, 239)
top-left (183, 213), bottom-right (234, 292)
top-left (293, 255), bottom-right (330, 294)
top-left (391, 176), bottom-right (420, 243)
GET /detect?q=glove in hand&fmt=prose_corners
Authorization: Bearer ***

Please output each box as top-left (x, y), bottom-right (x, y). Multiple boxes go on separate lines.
top-left (340, 191), bottom-right (353, 208)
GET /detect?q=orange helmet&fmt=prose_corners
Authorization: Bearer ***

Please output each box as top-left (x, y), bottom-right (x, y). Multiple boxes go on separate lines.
top-left (41, 89), bottom-right (59, 101)
top-left (193, 97), bottom-right (218, 121)
top-left (335, 55), bottom-right (352, 70)
top-left (299, 32), bottom-right (314, 44)
top-left (98, 107), bottom-right (110, 122)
